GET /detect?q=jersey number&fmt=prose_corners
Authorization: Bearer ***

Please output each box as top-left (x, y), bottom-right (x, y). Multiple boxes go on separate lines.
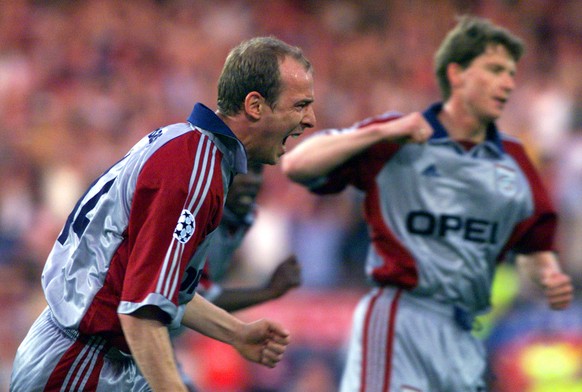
top-left (57, 178), bottom-right (116, 245)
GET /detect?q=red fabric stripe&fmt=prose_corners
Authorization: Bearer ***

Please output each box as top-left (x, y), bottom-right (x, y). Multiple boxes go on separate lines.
top-left (44, 338), bottom-right (106, 391)
top-left (361, 289), bottom-right (384, 392)
top-left (366, 182), bottom-right (419, 288)
top-left (45, 340), bottom-right (85, 391)
top-left (382, 289), bottom-right (402, 392)
top-left (498, 140), bottom-right (557, 259)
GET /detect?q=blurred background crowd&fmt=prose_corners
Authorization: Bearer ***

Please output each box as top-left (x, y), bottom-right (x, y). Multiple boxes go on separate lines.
top-left (1, 0), bottom-right (581, 391)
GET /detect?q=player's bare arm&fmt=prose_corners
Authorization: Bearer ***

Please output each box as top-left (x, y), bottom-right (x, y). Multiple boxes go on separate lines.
top-left (282, 112), bottom-right (432, 184)
top-left (181, 293), bottom-right (290, 368)
top-left (119, 306), bottom-right (188, 391)
top-left (517, 252), bottom-right (574, 310)
top-left (264, 254), bottom-right (302, 298)
top-left (213, 254), bottom-right (302, 312)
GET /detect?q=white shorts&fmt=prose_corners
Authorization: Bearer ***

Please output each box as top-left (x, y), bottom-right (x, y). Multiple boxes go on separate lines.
top-left (10, 307), bottom-right (151, 392)
top-left (339, 287), bottom-right (487, 392)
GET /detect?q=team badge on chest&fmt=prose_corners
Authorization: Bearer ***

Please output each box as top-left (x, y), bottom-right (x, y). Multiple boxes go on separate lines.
top-left (495, 164), bottom-right (517, 197)
top-left (174, 209), bottom-right (195, 243)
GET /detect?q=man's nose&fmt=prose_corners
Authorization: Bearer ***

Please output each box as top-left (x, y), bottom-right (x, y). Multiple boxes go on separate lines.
top-left (501, 72), bottom-right (515, 92)
top-left (303, 106), bottom-right (316, 129)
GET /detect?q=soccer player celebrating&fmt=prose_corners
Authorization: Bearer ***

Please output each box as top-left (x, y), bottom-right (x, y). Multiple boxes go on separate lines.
top-left (283, 16), bottom-right (573, 392)
top-left (11, 36), bottom-right (315, 391)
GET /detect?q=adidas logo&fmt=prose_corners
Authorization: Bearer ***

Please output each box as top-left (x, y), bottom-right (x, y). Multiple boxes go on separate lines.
top-left (421, 164), bottom-right (440, 177)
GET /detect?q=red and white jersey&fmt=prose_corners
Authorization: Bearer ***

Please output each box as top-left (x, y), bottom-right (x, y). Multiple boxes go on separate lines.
top-left (41, 103), bottom-right (247, 351)
top-left (309, 103), bottom-right (557, 314)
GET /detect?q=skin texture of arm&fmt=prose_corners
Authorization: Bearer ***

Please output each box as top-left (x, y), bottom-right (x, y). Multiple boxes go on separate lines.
top-left (213, 255), bottom-right (301, 312)
top-left (119, 306), bottom-right (188, 392)
top-left (181, 293), bottom-right (290, 368)
top-left (516, 251), bottom-right (574, 310)
top-left (281, 111), bottom-right (432, 184)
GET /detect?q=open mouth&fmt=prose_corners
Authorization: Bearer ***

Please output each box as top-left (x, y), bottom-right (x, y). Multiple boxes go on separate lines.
top-left (282, 132), bottom-right (302, 146)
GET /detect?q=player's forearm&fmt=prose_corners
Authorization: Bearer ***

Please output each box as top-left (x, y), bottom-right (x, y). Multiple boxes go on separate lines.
top-left (119, 313), bottom-right (187, 392)
top-left (181, 293), bottom-right (244, 344)
top-left (516, 251), bottom-right (574, 310)
top-left (213, 287), bottom-right (279, 312)
top-left (282, 125), bottom-right (386, 183)
top-left (516, 251), bottom-right (562, 283)
top-left (282, 113), bottom-right (429, 183)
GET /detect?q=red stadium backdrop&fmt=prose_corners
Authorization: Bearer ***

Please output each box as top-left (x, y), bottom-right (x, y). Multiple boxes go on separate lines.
top-left (174, 288), bottom-right (364, 391)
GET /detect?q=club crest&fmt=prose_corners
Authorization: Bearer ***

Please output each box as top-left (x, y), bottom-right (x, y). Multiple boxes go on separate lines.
top-left (174, 209), bottom-right (195, 243)
top-left (495, 164), bottom-right (517, 197)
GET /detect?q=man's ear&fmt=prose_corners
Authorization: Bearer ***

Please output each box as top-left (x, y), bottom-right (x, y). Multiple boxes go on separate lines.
top-left (447, 63), bottom-right (464, 89)
top-left (244, 92), bottom-right (264, 121)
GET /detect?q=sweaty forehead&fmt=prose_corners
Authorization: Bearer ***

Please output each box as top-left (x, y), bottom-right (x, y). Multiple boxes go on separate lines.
top-left (279, 57), bottom-right (313, 85)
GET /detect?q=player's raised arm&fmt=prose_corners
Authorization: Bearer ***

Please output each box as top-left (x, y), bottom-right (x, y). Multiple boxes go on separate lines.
top-left (282, 112), bottom-right (432, 184)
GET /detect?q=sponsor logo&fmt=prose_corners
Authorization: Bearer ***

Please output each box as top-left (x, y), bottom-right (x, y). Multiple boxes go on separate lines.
top-left (406, 210), bottom-right (498, 244)
top-left (174, 209), bottom-right (195, 243)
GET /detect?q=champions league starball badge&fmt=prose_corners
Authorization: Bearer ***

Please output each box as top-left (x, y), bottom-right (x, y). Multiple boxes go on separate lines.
top-left (174, 209), bottom-right (195, 243)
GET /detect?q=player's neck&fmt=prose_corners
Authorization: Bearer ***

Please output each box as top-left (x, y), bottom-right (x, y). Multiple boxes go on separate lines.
top-left (218, 110), bottom-right (251, 145)
top-left (439, 101), bottom-right (487, 143)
